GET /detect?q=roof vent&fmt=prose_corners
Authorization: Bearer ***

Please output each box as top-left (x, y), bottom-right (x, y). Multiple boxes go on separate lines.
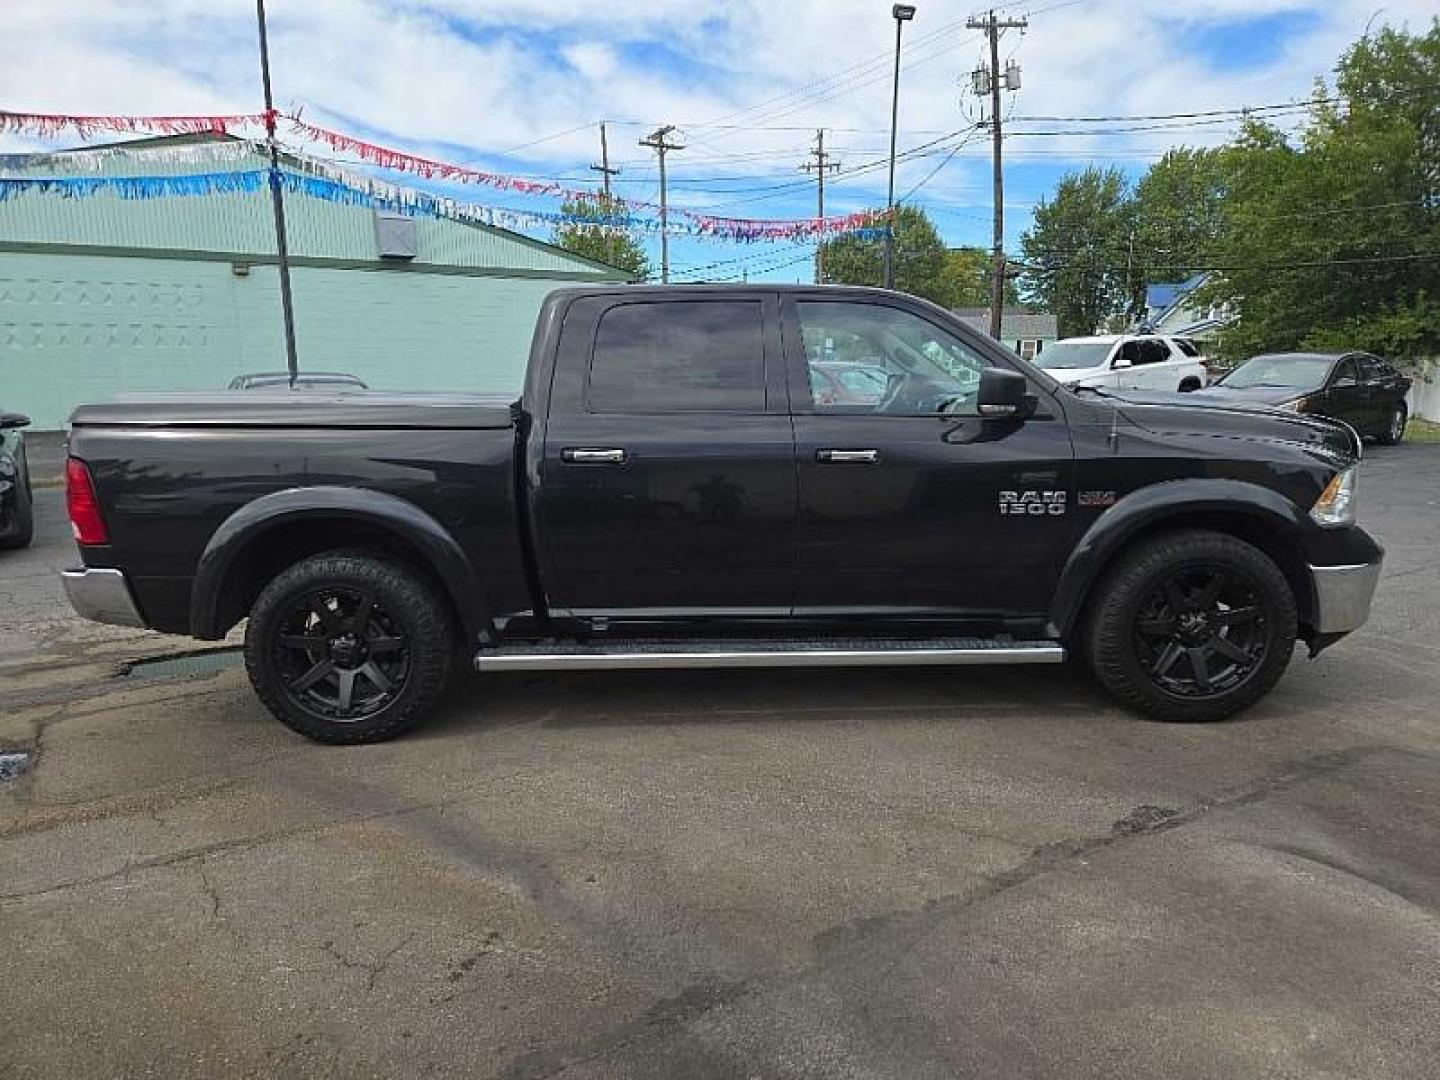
top-left (375, 211), bottom-right (417, 260)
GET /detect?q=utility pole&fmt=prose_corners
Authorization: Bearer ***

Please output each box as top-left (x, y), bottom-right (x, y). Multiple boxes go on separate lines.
top-left (800, 129), bottom-right (840, 284)
top-left (254, 0), bottom-right (299, 384)
top-left (640, 125), bottom-right (683, 283)
top-left (967, 9), bottom-right (1026, 340)
top-left (590, 122), bottom-right (619, 199)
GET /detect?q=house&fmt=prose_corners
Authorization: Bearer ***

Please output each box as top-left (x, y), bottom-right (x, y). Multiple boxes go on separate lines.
top-left (0, 134), bottom-right (632, 429)
top-left (1143, 273), bottom-right (1233, 344)
top-left (952, 307), bottom-right (1058, 360)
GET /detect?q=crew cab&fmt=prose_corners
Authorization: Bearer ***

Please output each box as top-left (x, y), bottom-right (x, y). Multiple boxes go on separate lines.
top-left (1033, 334), bottom-right (1209, 393)
top-left (62, 286), bottom-right (1382, 743)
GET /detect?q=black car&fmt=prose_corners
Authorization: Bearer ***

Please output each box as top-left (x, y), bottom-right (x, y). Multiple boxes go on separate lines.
top-left (0, 409), bottom-right (33, 550)
top-left (228, 371), bottom-right (369, 391)
top-left (1197, 352), bottom-right (1412, 444)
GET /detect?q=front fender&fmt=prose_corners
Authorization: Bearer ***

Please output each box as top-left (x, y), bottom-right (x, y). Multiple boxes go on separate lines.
top-left (1047, 478), bottom-right (1310, 638)
top-left (190, 486), bottom-right (494, 643)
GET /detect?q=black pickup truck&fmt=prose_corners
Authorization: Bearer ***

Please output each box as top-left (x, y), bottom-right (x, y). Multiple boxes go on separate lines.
top-left (62, 285), bottom-right (1382, 743)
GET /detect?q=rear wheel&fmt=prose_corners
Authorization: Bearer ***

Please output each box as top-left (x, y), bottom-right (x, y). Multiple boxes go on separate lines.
top-left (1377, 403), bottom-right (1407, 445)
top-left (1178, 376), bottom-right (1203, 393)
top-left (244, 551), bottom-right (454, 744)
top-left (1084, 530), bottom-right (1297, 722)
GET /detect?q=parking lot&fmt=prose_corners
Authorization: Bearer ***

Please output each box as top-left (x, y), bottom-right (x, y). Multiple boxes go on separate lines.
top-left (3, 444), bottom-right (1439, 1079)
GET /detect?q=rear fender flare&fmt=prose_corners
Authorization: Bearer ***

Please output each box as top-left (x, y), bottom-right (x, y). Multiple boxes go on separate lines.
top-left (1048, 478), bottom-right (1311, 637)
top-left (190, 486), bottom-right (494, 642)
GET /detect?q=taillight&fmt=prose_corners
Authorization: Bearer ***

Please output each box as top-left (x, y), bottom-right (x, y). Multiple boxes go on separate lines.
top-left (65, 457), bottom-right (110, 545)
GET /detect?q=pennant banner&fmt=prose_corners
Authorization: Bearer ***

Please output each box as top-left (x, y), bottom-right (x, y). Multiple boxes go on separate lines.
top-left (0, 110), bottom-right (269, 141)
top-left (0, 165), bottom-right (888, 247)
top-left (0, 108), bottom-right (890, 241)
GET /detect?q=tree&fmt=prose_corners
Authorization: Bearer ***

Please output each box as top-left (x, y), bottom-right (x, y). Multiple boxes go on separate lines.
top-left (1018, 166), bottom-right (1134, 336)
top-left (551, 194), bottom-right (651, 279)
top-left (1129, 147), bottom-right (1230, 308)
top-left (1207, 22), bottom-right (1440, 360)
top-left (933, 246), bottom-right (1019, 309)
top-left (818, 205), bottom-right (948, 304)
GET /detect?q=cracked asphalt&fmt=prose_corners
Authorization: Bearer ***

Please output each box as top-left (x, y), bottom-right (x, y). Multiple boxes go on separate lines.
top-left (3, 444), bottom-right (1439, 1079)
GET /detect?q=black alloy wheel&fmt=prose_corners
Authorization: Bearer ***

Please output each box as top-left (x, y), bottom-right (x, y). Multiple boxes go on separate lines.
top-left (274, 586), bottom-right (411, 721)
top-left (1131, 565), bottom-right (1267, 698)
top-left (245, 551), bottom-right (455, 743)
top-left (1085, 530), bottom-right (1297, 722)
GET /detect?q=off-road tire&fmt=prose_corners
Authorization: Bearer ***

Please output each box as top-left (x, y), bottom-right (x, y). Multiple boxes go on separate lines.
top-left (1377, 403), bottom-right (1407, 446)
top-left (245, 551), bottom-right (455, 744)
top-left (1084, 529), bottom-right (1297, 722)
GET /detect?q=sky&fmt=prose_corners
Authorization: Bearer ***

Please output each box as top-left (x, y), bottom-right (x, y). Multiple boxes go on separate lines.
top-left (2, 0), bottom-right (1436, 284)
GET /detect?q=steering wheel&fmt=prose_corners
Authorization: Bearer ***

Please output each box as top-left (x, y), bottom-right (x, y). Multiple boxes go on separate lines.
top-left (876, 371), bottom-right (911, 414)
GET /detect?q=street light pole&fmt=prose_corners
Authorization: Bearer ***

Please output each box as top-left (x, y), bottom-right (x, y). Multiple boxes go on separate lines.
top-left (254, 0), bottom-right (299, 385)
top-left (884, 4), bottom-right (916, 291)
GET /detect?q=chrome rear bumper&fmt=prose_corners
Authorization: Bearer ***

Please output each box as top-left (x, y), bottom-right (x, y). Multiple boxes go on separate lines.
top-left (1309, 561), bottom-right (1382, 635)
top-left (61, 568), bottom-right (147, 628)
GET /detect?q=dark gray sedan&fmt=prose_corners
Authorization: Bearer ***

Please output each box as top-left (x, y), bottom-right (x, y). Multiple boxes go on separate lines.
top-left (1195, 352), bottom-right (1412, 443)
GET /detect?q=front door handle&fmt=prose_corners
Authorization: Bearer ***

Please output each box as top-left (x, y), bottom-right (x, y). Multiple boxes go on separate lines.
top-left (816, 448), bottom-right (880, 464)
top-left (562, 448), bottom-right (627, 464)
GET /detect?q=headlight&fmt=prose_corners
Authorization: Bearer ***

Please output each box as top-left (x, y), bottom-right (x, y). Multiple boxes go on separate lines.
top-left (1277, 396), bottom-right (1310, 413)
top-left (1311, 466), bottom-right (1357, 526)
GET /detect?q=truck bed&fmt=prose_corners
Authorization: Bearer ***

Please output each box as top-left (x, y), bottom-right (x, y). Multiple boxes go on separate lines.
top-left (67, 391), bottom-right (528, 637)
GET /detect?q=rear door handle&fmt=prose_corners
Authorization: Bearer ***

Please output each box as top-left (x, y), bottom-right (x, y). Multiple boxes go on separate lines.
top-left (816, 449), bottom-right (880, 464)
top-left (562, 448), bottom-right (627, 464)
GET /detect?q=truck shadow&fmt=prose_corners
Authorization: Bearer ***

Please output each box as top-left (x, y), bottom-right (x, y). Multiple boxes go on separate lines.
top-left (417, 662), bottom-right (1120, 738)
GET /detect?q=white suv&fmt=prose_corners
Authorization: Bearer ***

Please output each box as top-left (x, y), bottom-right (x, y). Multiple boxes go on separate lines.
top-left (1032, 334), bottom-right (1208, 393)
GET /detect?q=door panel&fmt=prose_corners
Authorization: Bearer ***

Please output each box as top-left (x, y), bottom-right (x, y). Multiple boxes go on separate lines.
top-left (1323, 356), bottom-right (1368, 430)
top-left (784, 297), bottom-right (1075, 618)
top-left (538, 294), bottom-right (797, 617)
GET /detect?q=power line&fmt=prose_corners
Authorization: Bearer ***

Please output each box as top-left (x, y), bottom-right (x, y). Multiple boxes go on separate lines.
top-left (1018, 251), bottom-right (1440, 273)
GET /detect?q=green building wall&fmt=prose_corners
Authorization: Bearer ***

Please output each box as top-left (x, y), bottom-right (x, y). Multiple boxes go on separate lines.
top-left (0, 140), bottom-right (630, 428)
top-left (0, 250), bottom-right (587, 428)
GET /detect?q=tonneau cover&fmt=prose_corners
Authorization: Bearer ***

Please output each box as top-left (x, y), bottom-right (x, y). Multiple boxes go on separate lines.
top-left (69, 391), bottom-right (516, 430)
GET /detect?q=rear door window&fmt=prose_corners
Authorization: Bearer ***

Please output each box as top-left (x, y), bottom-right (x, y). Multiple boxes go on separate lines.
top-left (1132, 339), bottom-right (1170, 366)
top-left (588, 301), bottom-right (766, 413)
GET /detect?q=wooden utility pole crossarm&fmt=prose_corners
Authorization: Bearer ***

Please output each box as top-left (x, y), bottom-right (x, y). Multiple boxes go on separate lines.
top-left (640, 125), bottom-right (684, 283)
top-left (967, 9), bottom-right (1027, 341)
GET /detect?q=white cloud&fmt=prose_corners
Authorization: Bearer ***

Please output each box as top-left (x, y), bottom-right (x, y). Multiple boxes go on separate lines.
top-left (2, 0), bottom-right (1435, 252)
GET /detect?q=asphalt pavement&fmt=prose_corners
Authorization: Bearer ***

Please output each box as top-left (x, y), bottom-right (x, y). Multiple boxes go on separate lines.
top-left (2, 444), bottom-right (1439, 1079)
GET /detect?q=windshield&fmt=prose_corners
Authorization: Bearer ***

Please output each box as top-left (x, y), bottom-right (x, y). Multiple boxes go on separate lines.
top-left (1032, 341), bottom-right (1113, 370)
top-left (1221, 355), bottom-right (1332, 390)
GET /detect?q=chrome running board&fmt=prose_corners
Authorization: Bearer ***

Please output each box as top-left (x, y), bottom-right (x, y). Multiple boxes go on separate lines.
top-left (474, 637), bottom-right (1065, 672)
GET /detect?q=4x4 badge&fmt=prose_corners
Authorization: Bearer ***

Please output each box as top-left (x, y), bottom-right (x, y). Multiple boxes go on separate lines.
top-left (1078, 490), bottom-right (1117, 508)
top-left (999, 490), bottom-right (1066, 516)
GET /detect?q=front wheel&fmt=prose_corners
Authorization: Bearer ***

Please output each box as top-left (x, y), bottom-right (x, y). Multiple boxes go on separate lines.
top-left (1084, 530), bottom-right (1297, 722)
top-left (244, 551), bottom-right (455, 744)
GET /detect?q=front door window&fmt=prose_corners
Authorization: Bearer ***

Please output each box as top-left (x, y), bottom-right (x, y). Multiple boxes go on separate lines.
top-left (795, 301), bottom-right (990, 416)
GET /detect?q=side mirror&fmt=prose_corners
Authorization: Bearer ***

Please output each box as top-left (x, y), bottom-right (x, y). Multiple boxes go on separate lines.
top-left (1332, 377), bottom-right (1358, 389)
top-left (1111, 354), bottom-right (1132, 369)
top-left (977, 368), bottom-right (1032, 419)
top-left (0, 411), bottom-right (31, 431)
